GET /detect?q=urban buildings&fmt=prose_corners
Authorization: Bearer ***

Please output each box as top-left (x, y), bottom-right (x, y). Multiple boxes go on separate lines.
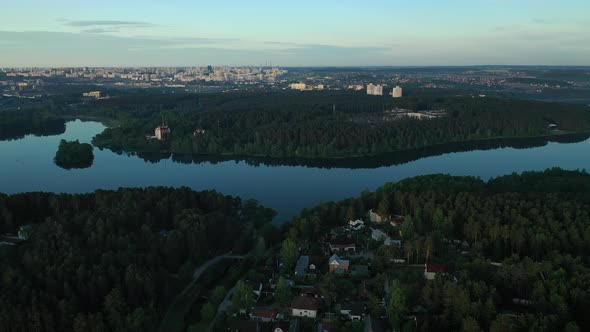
top-left (366, 83), bottom-right (383, 96)
top-left (289, 83), bottom-right (307, 90)
top-left (392, 85), bottom-right (403, 98)
top-left (82, 91), bottom-right (101, 98)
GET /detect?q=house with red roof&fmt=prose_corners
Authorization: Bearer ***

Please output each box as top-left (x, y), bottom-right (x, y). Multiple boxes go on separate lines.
top-left (290, 296), bottom-right (318, 318)
top-left (250, 307), bottom-right (280, 322)
top-left (424, 263), bottom-right (446, 280)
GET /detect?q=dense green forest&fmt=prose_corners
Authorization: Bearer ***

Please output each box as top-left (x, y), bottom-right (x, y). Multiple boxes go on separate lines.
top-left (5, 91), bottom-right (590, 159)
top-left (0, 188), bottom-right (276, 332)
top-left (86, 92), bottom-right (590, 159)
top-left (0, 108), bottom-right (65, 141)
top-left (54, 140), bottom-right (94, 169)
top-left (285, 168), bottom-right (590, 331)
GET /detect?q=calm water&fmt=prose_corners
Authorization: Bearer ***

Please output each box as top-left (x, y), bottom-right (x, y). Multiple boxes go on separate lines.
top-left (1, 120), bottom-right (589, 222)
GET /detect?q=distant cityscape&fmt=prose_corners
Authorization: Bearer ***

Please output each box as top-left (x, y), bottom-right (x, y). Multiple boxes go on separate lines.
top-left (2, 66), bottom-right (590, 106)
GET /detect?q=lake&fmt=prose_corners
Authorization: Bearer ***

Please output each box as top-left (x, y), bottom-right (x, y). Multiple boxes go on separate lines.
top-left (1, 120), bottom-right (589, 222)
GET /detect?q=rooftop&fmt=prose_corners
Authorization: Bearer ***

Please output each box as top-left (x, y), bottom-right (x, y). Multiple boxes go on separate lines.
top-left (291, 296), bottom-right (318, 311)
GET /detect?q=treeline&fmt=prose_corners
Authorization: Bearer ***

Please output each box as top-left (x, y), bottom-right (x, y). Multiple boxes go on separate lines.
top-left (3, 91), bottom-right (590, 159)
top-left (286, 168), bottom-right (590, 331)
top-left (0, 108), bottom-right (65, 141)
top-left (85, 91), bottom-right (590, 159)
top-left (0, 187), bottom-right (275, 332)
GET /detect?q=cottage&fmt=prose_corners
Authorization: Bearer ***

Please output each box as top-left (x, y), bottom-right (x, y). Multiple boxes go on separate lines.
top-left (351, 265), bottom-right (370, 278)
top-left (424, 263), bottom-right (446, 280)
top-left (390, 215), bottom-right (405, 227)
top-left (371, 228), bottom-right (401, 247)
top-left (328, 236), bottom-right (356, 253)
top-left (329, 254), bottom-right (350, 274)
top-left (369, 209), bottom-right (387, 223)
top-left (290, 296), bottom-right (318, 318)
top-left (250, 308), bottom-right (280, 322)
top-left (193, 128), bottom-right (206, 136)
top-left (295, 255), bottom-right (310, 277)
top-left (340, 302), bottom-right (365, 321)
top-left (371, 228), bottom-right (388, 242)
top-left (348, 219), bottom-right (365, 231)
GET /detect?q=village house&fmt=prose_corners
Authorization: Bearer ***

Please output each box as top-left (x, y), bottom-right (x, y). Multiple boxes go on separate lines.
top-left (329, 254), bottom-right (350, 274)
top-left (390, 214), bottom-right (405, 227)
top-left (193, 128), bottom-right (206, 136)
top-left (340, 302), bottom-right (365, 321)
top-left (294, 255), bottom-right (310, 277)
top-left (424, 263), bottom-right (446, 280)
top-left (250, 308), bottom-right (280, 322)
top-left (290, 296), bottom-right (318, 318)
top-left (369, 209), bottom-right (387, 223)
top-left (328, 235), bottom-right (356, 253)
top-left (348, 219), bottom-right (365, 231)
top-left (371, 228), bottom-right (401, 247)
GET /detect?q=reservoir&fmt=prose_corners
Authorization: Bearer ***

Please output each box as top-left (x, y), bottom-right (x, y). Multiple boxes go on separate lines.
top-left (1, 120), bottom-right (589, 222)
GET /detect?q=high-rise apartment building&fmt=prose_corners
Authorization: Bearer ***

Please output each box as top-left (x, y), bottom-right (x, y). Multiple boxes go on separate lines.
top-left (367, 83), bottom-right (383, 96)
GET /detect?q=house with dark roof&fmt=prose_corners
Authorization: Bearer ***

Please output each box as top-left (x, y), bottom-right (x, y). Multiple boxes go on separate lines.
top-left (424, 263), bottom-right (446, 280)
top-left (328, 235), bottom-right (356, 253)
top-left (340, 302), bottom-right (365, 321)
top-left (294, 255), bottom-right (310, 277)
top-left (290, 296), bottom-right (318, 318)
top-left (328, 254), bottom-right (350, 274)
top-left (250, 307), bottom-right (280, 322)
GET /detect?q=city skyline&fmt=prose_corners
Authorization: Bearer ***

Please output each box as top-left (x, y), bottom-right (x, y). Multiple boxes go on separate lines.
top-left (2, 0), bottom-right (589, 67)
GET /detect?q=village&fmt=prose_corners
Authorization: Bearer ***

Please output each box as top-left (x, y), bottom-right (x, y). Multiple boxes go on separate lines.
top-left (216, 208), bottom-right (456, 332)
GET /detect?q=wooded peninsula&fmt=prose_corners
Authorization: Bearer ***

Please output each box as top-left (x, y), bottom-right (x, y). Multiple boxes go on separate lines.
top-left (2, 91), bottom-right (590, 160)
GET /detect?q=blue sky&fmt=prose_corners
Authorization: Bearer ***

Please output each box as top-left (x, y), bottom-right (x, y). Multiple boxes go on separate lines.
top-left (1, 0), bottom-right (589, 67)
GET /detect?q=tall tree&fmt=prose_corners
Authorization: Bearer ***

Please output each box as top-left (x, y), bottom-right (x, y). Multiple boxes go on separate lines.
top-left (387, 281), bottom-right (407, 329)
top-left (280, 238), bottom-right (298, 271)
top-left (232, 281), bottom-right (253, 313)
top-left (275, 277), bottom-right (291, 307)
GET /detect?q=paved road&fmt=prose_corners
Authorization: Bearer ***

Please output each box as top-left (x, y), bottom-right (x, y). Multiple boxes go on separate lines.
top-left (208, 285), bottom-right (236, 331)
top-left (159, 253), bottom-right (244, 332)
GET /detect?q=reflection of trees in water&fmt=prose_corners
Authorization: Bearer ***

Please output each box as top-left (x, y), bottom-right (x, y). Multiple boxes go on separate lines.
top-left (146, 132), bottom-right (590, 169)
top-left (0, 117), bottom-right (66, 141)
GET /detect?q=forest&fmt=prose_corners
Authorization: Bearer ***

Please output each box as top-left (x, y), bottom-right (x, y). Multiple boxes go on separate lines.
top-left (284, 168), bottom-right (590, 331)
top-left (4, 91), bottom-right (590, 160)
top-left (0, 108), bottom-right (65, 141)
top-left (0, 187), bottom-right (276, 332)
top-left (85, 91), bottom-right (590, 159)
top-left (54, 139), bottom-right (94, 169)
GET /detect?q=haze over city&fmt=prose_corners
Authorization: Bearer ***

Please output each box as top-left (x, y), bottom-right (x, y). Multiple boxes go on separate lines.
top-left (2, 0), bottom-right (589, 67)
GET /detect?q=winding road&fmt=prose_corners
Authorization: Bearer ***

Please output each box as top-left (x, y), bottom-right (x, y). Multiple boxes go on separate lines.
top-left (159, 252), bottom-right (244, 332)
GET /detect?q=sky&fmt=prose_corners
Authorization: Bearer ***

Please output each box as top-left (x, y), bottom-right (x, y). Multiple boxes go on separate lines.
top-left (1, 0), bottom-right (589, 67)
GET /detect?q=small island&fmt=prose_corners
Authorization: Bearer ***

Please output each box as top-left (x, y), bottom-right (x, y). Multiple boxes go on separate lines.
top-left (54, 139), bottom-right (94, 169)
